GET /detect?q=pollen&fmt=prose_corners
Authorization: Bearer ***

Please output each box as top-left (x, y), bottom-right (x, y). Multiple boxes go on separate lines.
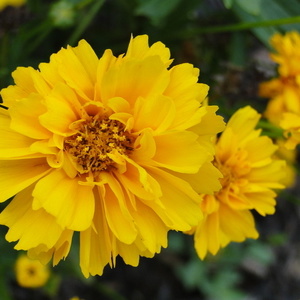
top-left (64, 117), bottom-right (135, 173)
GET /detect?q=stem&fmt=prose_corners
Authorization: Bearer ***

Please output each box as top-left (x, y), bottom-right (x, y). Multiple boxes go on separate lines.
top-left (177, 16), bottom-right (300, 37)
top-left (67, 0), bottom-right (105, 46)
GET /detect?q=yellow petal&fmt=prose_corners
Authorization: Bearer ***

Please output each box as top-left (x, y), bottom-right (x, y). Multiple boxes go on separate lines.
top-left (39, 83), bottom-right (83, 135)
top-left (0, 185), bottom-right (64, 250)
top-left (152, 131), bottom-right (205, 173)
top-left (133, 95), bottom-right (176, 133)
top-left (131, 128), bottom-right (156, 162)
top-left (100, 56), bottom-right (169, 106)
top-left (131, 201), bottom-right (168, 253)
top-left (115, 157), bottom-right (162, 200)
top-left (194, 212), bottom-right (220, 259)
top-left (0, 158), bottom-right (50, 202)
top-left (145, 167), bottom-right (202, 231)
top-left (100, 173), bottom-right (137, 244)
top-left (54, 41), bottom-right (98, 100)
top-left (32, 170), bottom-right (95, 231)
top-left (9, 94), bottom-right (51, 139)
top-left (179, 161), bottom-right (222, 195)
top-left (219, 203), bottom-right (259, 242)
top-left (80, 190), bottom-right (112, 277)
top-left (0, 113), bottom-right (38, 158)
top-left (125, 35), bottom-right (172, 67)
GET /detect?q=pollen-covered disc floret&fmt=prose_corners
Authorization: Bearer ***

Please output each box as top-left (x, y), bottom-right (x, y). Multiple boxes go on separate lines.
top-left (0, 35), bottom-right (225, 277)
top-left (64, 117), bottom-right (135, 173)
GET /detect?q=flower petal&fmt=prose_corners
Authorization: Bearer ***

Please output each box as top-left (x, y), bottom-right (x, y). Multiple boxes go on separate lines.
top-left (39, 83), bottom-right (83, 135)
top-left (0, 185), bottom-right (64, 250)
top-left (0, 158), bottom-right (50, 202)
top-left (99, 173), bottom-right (137, 244)
top-left (0, 113), bottom-right (38, 159)
top-left (152, 131), bottom-right (205, 173)
top-left (100, 56), bottom-right (169, 106)
top-left (145, 167), bottom-right (202, 231)
top-left (133, 95), bottom-right (176, 133)
top-left (9, 94), bottom-right (51, 139)
top-left (32, 170), bottom-right (95, 231)
top-left (80, 189), bottom-right (112, 277)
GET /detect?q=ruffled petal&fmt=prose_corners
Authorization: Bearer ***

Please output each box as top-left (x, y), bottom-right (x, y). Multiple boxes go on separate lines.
top-left (0, 185), bottom-right (64, 250)
top-left (100, 56), bottom-right (170, 106)
top-left (144, 167), bottom-right (202, 231)
top-left (219, 203), bottom-right (259, 242)
top-left (32, 170), bottom-right (95, 231)
top-left (133, 95), bottom-right (176, 133)
top-left (0, 113), bottom-right (38, 158)
top-left (9, 94), bottom-right (51, 139)
top-left (99, 172), bottom-right (137, 244)
top-left (0, 158), bottom-right (50, 202)
top-left (125, 35), bottom-right (172, 67)
top-left (39, 83), bottom-right (84, 135)
top-left (152, 131), bottom-right (205, 173)
top-left (80, 189), bottom-right (112, 277)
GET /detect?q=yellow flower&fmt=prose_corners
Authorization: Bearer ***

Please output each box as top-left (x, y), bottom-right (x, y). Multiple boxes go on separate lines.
top-left (270, 31), bottom-right (300, 78)
top-left (191, 106), bottom-right (285, 259)
top-left (0, 0), bottom-right (25, 11)
top-left (0, 35), bottom-right (224, 277)
top-left (259, 32), bottom-right (300, 125)
top-left (260, 78), bottom-right (300, 125)
top-left (15, 254), bottom-right (50, 288)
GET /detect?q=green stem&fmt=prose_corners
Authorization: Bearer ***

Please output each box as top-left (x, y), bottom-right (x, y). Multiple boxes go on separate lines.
top-left (178, 16), bottom-right (300, 37)
top-left (67, 0), bottom-right (105, 46)
top-left (258, 120), bottom-right (284, 138)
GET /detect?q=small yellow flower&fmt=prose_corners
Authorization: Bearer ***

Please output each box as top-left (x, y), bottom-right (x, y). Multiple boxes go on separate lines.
top-left (191, 106), bottom-right (286, 259)
top-left (0, 0), bottom-right (25, 11)
top-left (15, 254), bottom-right (50, 288)
top-left (0, 35), bottom-right (224, 277)
top-left (259, 31), bottom-right (300, 132)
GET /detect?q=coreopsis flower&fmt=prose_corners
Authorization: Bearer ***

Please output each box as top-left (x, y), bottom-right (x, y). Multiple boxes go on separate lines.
top-left (0, 0), bottom-right (25, 11)
top-left (190, 106), bottom-right (285, 259)
top-left (259, 31), bottom-right (300, 125)
top-left (0, 35), bottom-right (224, 277)
top-left (15, 254), bottom-right (50, 288)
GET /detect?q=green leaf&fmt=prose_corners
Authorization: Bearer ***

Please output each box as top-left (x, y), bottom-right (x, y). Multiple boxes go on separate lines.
top-left (222, 0), bottom-right (234, 9)
top-left (232, 0), bottom-right (300, 46)
top-left (236, 0), bottom-right (262, 16)
top-left (135, 0), bottom-right (181, 27)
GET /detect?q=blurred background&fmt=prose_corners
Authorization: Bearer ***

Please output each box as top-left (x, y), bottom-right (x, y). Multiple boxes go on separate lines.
top-left (1, 0), bottom-right (300, 299)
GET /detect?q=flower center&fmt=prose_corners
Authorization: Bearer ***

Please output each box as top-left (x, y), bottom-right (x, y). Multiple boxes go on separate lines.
top-left (214, 150), bottom-right (251, 189)
top-left (64, 117), bottom-right (135, 173)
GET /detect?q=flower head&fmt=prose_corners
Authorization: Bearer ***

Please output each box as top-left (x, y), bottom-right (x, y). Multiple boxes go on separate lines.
top-left (15, 254), bottom-right (50, 288)
top-left (190, 106), bottom-right (285, 259)
top-left (0, 35), bottom-right (224, 276)
top-left (259, 31), bottom-right (300, 126)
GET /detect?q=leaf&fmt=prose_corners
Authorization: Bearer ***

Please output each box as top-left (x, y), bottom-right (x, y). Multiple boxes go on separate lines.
top-left (232, 0), bottom-right (300, 46)
top-left (135, 0), bottom-right (181, 27)
top-left (235, 0), bottom-right (262, 16)
top-left (222, 0), bottom-right (234, 9)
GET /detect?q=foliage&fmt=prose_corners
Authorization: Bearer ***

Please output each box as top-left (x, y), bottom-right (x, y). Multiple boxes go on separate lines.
top-left (1, 0), bottom-right (300, 299)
